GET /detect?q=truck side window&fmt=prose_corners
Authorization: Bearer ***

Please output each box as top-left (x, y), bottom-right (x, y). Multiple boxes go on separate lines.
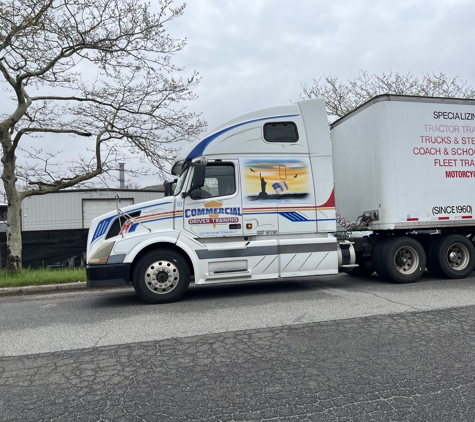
top-left (264, 122), bottom-right (299, 142)
top-left (203, 164), bottom-right (235, 197)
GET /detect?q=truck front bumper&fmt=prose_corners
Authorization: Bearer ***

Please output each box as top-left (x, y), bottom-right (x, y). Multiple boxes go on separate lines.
top-left (86, 263), bottom-right (131, 288)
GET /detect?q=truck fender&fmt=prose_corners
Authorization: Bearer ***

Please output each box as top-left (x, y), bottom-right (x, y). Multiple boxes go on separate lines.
top-left (121, 231), bottom-right (201, 279)
top-left (118, 231), bottom-right (179, 263)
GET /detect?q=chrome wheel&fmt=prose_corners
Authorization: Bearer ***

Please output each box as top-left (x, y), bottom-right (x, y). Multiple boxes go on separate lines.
top-left (133, 249), bottom-right (190, 303)
top-left (144, 259), bottom-right (180, 294)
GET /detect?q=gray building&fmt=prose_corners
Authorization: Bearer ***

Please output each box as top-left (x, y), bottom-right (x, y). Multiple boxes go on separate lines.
top-left (0, 188), bottom-right (164, 268)
top-left (19, 189), bottom-right (164, 231)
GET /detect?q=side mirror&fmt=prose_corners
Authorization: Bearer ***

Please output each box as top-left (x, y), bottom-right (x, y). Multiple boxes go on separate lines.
top-left (190, 189), bottom-right (204, 200)
top-left (191, 163), bottom-right (206, 190)
top-left (164, 178), bottom-right (177, 197)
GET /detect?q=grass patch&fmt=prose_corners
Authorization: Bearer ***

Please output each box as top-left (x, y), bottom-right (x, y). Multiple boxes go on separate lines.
top-left (0, 267), bottom-right (87, 288)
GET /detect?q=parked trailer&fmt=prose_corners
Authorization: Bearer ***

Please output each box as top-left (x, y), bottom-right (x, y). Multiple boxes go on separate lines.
top-left (331, 95), bottom-right (475, 280)
top-left (86, 95), bottom-right (475, 303)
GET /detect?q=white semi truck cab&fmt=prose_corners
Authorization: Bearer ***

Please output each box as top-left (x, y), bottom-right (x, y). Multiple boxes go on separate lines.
top-left (86, 95), bottom-right (475, 303)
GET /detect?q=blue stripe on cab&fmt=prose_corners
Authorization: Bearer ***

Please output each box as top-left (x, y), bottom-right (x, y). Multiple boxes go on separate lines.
top-left (186, 114), bottom-right (300, 159)
top-left (280, 212), bottom-right (308, 222)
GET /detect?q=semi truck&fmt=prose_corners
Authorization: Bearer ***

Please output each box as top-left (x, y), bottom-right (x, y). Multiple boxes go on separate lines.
top-left (86, 94), bottom-right (475, 303)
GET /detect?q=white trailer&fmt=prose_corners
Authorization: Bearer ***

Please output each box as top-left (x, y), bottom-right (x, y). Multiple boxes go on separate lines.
top-left (332, 95), bottom-right (475, 280)
top-left (332, 95), bottom-right (475, 232)
top-left (86, 95), bottom-right (475, 303)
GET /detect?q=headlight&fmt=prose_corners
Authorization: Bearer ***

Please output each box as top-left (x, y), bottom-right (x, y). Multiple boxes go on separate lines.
top-left (88, 242), bottom-right (115, 264)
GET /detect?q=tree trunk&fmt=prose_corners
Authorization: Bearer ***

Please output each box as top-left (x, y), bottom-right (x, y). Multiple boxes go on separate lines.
top-left (1, 128), bottom-right (22, 271)
top-left (5, 194), bottom-right (22, 271)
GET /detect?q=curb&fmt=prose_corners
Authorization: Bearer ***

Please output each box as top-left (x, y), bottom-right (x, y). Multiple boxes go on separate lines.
top-left (0, 281), bottom-right (88, 297)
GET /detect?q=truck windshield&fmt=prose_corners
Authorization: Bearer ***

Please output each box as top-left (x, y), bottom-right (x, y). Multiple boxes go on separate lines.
top-left (173, 166), bottom-right (189, 196)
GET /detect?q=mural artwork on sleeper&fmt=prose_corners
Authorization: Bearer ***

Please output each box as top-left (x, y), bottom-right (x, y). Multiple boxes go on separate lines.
top-left (242, 158), bottom-right (314, 204)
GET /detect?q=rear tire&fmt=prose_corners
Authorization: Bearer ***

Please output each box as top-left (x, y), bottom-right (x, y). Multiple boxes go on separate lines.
top-left (377, 237), bottom-right (426, 284)
top-left (372, 237), bottom-right (391, 279)
top-left (429, 234), bottom-right (475, 279)
top-left (133, 249), bottom-right (190, 304)
top-left (423, 236), bottom-right (444, 277)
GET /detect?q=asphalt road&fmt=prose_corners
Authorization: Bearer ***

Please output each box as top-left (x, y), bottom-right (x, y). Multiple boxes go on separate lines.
top-left (2, 272), bottom-right (475, 421)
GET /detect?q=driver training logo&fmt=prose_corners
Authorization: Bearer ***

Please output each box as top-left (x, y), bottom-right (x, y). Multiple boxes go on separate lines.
top-left (185, 200), bottom-right (241, 228)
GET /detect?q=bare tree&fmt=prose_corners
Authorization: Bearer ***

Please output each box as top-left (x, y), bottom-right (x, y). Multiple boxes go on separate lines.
top-left (301, 70), bottom-right (475, 122)
top-left (0, 0), bottom-right (206, 270)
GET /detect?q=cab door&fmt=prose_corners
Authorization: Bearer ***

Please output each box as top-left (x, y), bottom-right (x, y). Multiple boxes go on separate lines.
top-left (183, 161), bottom-right (243, 238)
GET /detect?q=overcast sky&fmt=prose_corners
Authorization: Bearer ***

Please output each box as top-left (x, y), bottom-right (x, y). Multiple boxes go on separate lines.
top-left (4, 0), bottom-right (475, 189)
top-left (171, 0), bottom-right (475, 133)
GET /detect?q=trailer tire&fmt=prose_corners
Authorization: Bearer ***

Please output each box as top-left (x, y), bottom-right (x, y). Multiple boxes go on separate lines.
top-left (377, 237), bottom-right (426, 283)
top-left (429, 234), bottom-right (475, 279)
top-left (423, 237), bottom-right (444, 277)
top-left (132, 249), bottom-right (190, 304)
top-left (372, 237), bottom-right (391, 279)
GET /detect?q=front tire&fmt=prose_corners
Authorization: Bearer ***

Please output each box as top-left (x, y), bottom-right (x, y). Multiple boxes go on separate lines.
top-left (133, 249), bottom-right (190, 304)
